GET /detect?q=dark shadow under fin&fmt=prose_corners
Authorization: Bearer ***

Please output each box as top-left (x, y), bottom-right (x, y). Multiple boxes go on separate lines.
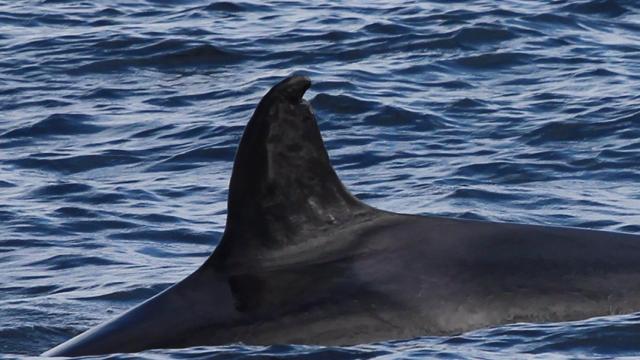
top-left (209, 76), bottom-right (373, 269)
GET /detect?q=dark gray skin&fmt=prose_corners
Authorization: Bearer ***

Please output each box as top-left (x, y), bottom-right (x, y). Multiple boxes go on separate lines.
top-left (44, 76), bottom-right (640, 357)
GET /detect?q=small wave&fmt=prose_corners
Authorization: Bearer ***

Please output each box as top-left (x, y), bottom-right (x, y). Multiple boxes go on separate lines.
top-left (148, 145), bottom-right (235, 172)
top-left (144, 96), bottom-right (193, 107)
top-left (454, 161), bottom-right (563, 184)
top-left (93, 35), bottom-right (149, 51)
top-left (522, 112), bottom-right (639, 145)
top-left (516, 150), bottom-right (567, 162)
top-left (523, 13), bottom-right (582, 28)
top-left (0, 180), bottom-right (16, 187)
top-left (156, 44), bottom-right (244, 66)
top-left (203, 2), bottom-right (246, 12)
top-left (426, 80), bottom-right (473, 89)
top-left (72, 44), bottom-right (247, 73)
top-left (362, 22), bottom-right (412, 35)
top-left (1, 284), bottom-right (60, 298)
top-left (0, 12), bottom-right (29, 27)
top-left (153, 185), bottom-right (211, 199)
top-left (129, 213), bottom-right (185, 224)
top-left (574, 68), bottom-right (619, 78)
top-left (311, 93), bottom-right (377, 114)
top-left (529, 321), bottom-right (640, 355)
top-left (7, 36), bottom-right (70, 53)
top-left (95, 8), bottom-right (125, 17)
top-left (54, 206), bottom-right (98, 217)
top-left (132, 124), bottom-right (176, 138)
top-left (90, 19), bottom-right (119, 27)
top-left (32, 13), bottom-right (85, 26)
top-left (30, 254), bottom-right (128, 271)
top-left (1, 99), bottom-right (72, 111)
top-left (0, 238), bottom-right (53, 248)
top-left (126, 39), bottom-right (192, 57)
top-left (575, 219), bottom-right (620, 229)
top-left (363, 105), bottom-right (421, 126)
top-left (64, 191), bottom-right (128, 205)
top-left (363, 105), bottom-right (446, 131)
top-left (31, 183), bottom-right (92, 197)
top-left (62, 219), bottom-right (138, 233)
top-left (145, 89), bottom-right (235, 108)
top-left (560, 0), bottom-right (628, 18)
top-left (8, 152), bottom-right (141, 174)
top-left (446, 188), bottom-right (524, 202)
top-left (200, 1), bottom-right (271, 13)
top-left (403, 10), bottom-right (477, 25)
top-left (0, 325), bottom-right (73, 356)
top-left (620, 225), bottom-right (640, 233)
top-left (80, 87), bottom-right (131, 99)
top-left (1, 113), bottom-right (103, 138)
top-left (449, 98), bottom-right (489, 109)
top-left (449, 25), bottom-right (518, 47)
top-left (311, 80), bottom-right (357, 92)
top-left (336, 151), bottom-right (409, 170)
top-left (450, 52), bottom-right (532, 69)
top-left (41, 0), bottom-right (78, 3)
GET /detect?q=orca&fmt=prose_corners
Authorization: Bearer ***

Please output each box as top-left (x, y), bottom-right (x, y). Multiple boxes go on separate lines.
top-left (44, 76), bottom-right (640, 357)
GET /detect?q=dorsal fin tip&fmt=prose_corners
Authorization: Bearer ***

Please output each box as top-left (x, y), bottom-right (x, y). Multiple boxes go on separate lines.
top-left (272, 75), bottom-right (311, 103)
top-left (209, 76), bottom-right (371, 269)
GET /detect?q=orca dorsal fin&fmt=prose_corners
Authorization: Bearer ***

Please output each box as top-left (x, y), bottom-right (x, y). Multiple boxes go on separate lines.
top-left (210, 76), bottom-right (372, 268)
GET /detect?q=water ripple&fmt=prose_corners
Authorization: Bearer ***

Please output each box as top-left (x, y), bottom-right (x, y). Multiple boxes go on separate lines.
top-left (1, 114), bottom-right (103, 138)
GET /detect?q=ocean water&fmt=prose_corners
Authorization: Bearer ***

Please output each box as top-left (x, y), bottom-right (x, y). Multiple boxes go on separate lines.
top-left (1, 0), bottom-right (640, 358)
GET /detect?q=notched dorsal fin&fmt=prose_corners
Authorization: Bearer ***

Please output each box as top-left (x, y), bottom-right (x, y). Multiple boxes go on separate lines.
top-left (210, 76), bottom-right (371, 267)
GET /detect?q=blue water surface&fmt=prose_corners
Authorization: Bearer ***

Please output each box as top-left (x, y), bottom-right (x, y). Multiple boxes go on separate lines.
top-left (1, 0), bottom-right (640, 358)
